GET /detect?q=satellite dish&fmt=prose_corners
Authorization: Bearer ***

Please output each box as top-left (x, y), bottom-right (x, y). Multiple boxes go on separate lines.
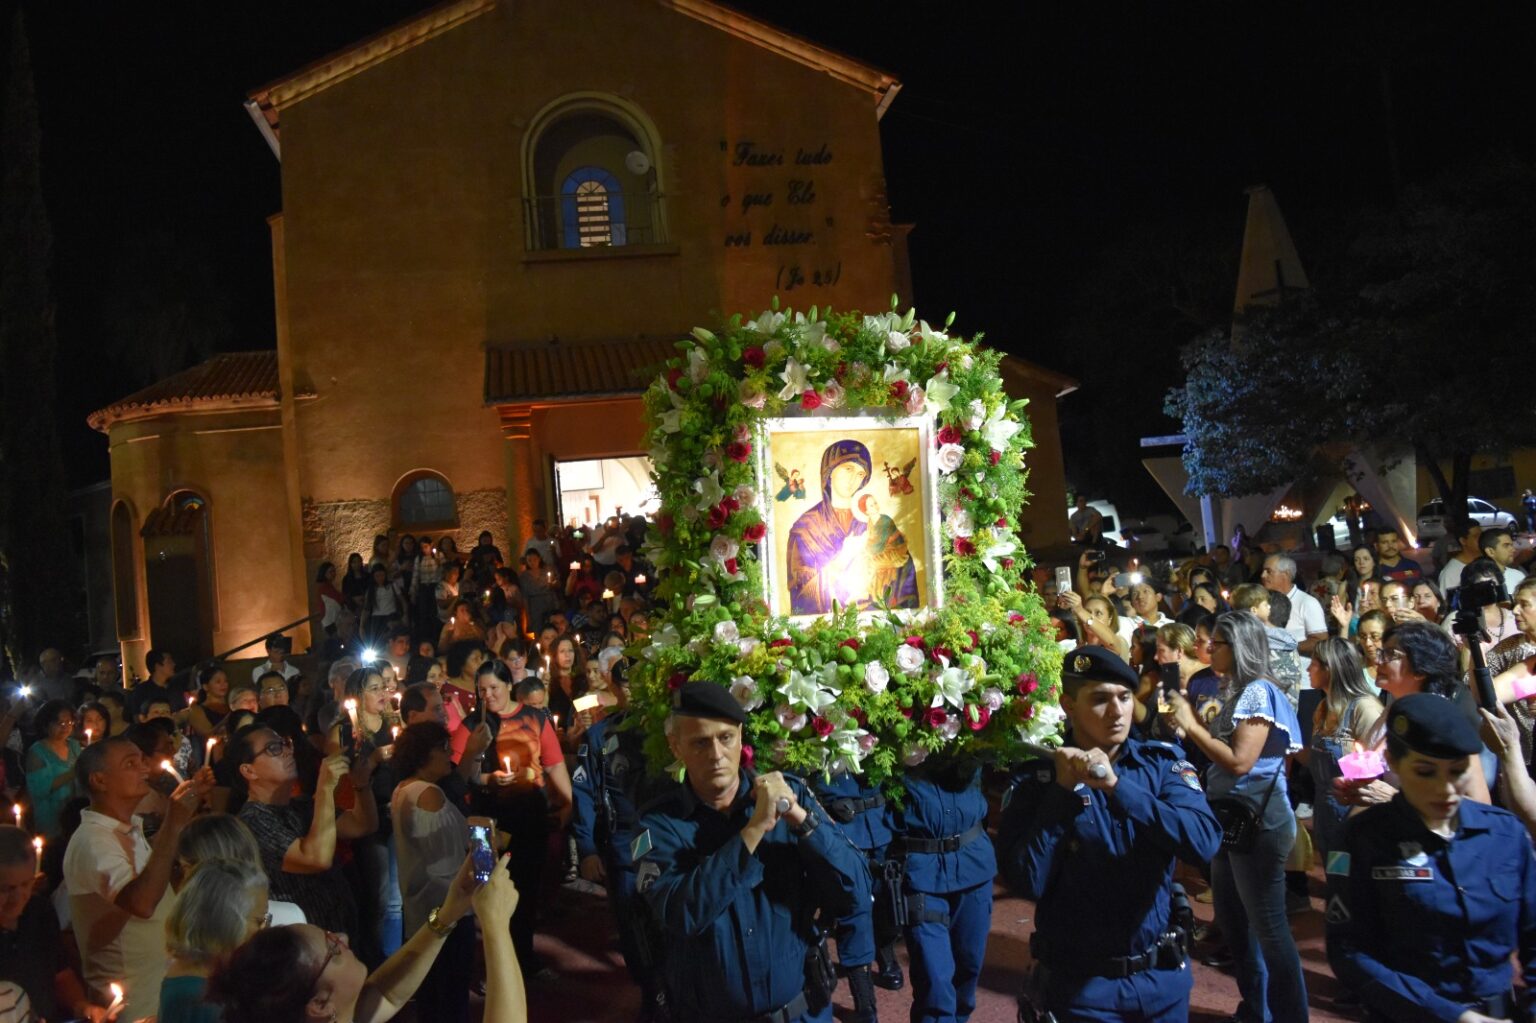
top-left (624, 150), bottom-right (651, 176)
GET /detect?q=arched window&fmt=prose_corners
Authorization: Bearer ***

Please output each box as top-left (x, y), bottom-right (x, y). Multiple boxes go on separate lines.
top-left (111, 500), bottom-right (142, 640)
top-left (394, 472), bottom-right (458, 529)
top-left (562, 166), bottom-right (626, 248)
top-left (522, 93), bottom-right (666, 251)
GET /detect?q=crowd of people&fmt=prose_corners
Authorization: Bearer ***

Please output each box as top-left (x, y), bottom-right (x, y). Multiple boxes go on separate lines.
top-left (3, 514), bottom-right (1536, 1023)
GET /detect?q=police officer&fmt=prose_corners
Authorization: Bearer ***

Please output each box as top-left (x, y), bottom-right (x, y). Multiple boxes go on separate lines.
top-left (1326, 694), bottom-right (1536, 1023)
top-left (998, 646), bottom-right (1222, 1022)
top-left (635, 682), bottom-right (872, 1022)
top-left (889, 744), bottom-right (994, 1020)
top-left (811, 769), bottom-right (896, 1020)
top-left (571, 706), bottom-right (671, 1019)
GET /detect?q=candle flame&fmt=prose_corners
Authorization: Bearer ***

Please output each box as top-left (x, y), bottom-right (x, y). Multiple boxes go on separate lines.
top-left (32, 836), bottom-right (43, 855)
top-left (110, 983), bottom-right (123, 999)
top-left (502, 755), bottom-right (512, 773)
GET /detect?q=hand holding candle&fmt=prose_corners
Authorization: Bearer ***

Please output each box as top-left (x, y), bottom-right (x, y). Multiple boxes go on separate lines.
top-left (160, 759), bottom-right (184, 783)
top-left (1338, 743), bottom-right (1387, 780)
top-left (205, 737), bottom-right (218, 763)
top-left (105, 982), bottom-right (125, 1017)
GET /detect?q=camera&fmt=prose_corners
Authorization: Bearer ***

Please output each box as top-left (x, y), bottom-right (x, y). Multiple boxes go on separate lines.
top-left (1450, 577), bottom-right (1509, 613)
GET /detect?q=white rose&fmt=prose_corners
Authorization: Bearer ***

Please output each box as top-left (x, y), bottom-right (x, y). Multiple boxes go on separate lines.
top-left (886, 330), bottom-right (911, 352)
top-left (821, 380), bottom-right (847, 408)
top-left (895, 644), bottom-right (925, 675)
top-left (982, 687), bottom-right (1005, 712)
top-left (864, 661), bottom-right (890, 694)
top-left (733, 483), bottom-right (757, 507)
top-left (946, 507), bottom-right (974, 538)
top-left (713, 620), bottom-right (740, 646)
top-left (776, 704), bottom-right (808, 732)
top-left (709, 535), bottom-right (739, 562)
top-left (738, 636), bottom-right (761, 657)
top-left (730, 676), bottom-right (762, 711)
top-left (935, 443), bottom-right (965, 474)
top-left (902, 743), bottom-right (929, 767)
top-left (739, 380), bottom-right (767, 409)
top-left (940, 717), bottom-right (962, 741)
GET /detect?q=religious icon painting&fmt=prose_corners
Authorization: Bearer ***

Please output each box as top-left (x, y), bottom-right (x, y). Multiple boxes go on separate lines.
top-left (755, 415), bottom-right (943, 621)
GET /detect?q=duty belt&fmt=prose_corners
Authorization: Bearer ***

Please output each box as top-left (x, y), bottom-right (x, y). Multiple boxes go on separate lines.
top-left (743, 991), bottom-right (808, 1023)
top-left (1030, 930), bottom-right (1186, 980)
top-left (827, 793), bottom-right (886, 818)
top-left (896, 821), bottom-right (984, 855)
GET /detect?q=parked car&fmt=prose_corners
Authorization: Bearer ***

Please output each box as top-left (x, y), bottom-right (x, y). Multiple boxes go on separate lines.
top-left (1122, 514), bottom-right (1201, 555)
top-left (1415, 497), bottom-right (1518, 541)
top-left (1065, 498), bottom-right (1124, 547)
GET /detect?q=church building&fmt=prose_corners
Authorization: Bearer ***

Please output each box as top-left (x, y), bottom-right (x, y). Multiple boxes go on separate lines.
top-left (90, 0), bottom-right (1074, 670)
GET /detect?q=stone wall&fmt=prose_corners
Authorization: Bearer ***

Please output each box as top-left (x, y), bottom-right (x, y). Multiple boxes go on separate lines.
top-left (303, 488), bottom-right (509, 569)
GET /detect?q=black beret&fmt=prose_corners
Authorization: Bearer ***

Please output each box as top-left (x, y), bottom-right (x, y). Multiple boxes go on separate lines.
top-left (1061, 646), bottom-right (1139, 690)
top-left (1386, 694), bottom-right (1482, 759)
top-left (672, 681), bottom-right (747, 725)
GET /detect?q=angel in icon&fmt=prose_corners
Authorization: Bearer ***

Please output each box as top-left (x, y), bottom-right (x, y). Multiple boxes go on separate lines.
top-left (883, 457), bottom-right (916, 497)
top-left (775, 464), bottom-right (807, 502)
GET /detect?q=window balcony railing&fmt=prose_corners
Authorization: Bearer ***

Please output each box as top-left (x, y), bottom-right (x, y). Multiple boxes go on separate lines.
top-left (521, 193), bottom-right (668, 252)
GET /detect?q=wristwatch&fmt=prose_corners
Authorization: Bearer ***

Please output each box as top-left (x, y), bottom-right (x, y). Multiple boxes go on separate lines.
top-left (426, 906), bottom-right (455, 937)
top-left (789, 807), bottom-right (821, 838)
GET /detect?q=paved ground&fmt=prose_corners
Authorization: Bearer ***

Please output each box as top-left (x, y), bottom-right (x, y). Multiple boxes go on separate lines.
top-left (519, 862), bottom-right (1363, 1023)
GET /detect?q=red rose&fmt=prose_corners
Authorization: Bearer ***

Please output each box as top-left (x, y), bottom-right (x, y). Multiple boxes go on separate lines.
top-left (849, 707), bottom-right (868, 726)
top-left (968, 705), bottom-right (991, 731)
top-left (930, 645), bottom-right (955, 663)
top-left (722, 496), bottom-right (740, 513)
top-left (741, 744), bottom-right (756, 768)
top-left (1019, 703), bottom-right (1036, 720)
top-left (966, 630), bottom-right (980, 651)
top-left (937, 425), bottom-right (963, 446)
top-left (1001, 557), bottom-right (1015, 569)
top-left (726, 442), bottom-right (751, 463)
top-left (840, 638), bottom-right (861, 651)
top-left (995, 517), bottom-right (1008, 528)
top-left (989, 450), bottom-right (1001, 465)
top-left (668, 672), bottom-right (689, 691)
top-left (904, 635), bottom-right (926, 649)
top-left (925, 707), bottom-right (948, 728)
top-left (812, 716), bottom-right (835, 738)
top-left (954, 537), bottom-right (976, 556)
top-left (724, 557), bottom-right (739, 575)
top-left (666, 367), bottom-right (683, 390)
top-left (769, 637), bottom-right (794, 649)
top-left (890, 380), bottom-right (909, 401)
top-left (743, 346), bottom-right (766, 368)
top-left (935, 361), bottom-right (949, 374)
top-left (961, 488), bottom-right (975, 500)
top-left (743, 522), bottom-right (767, 543)
top-left (801, 390), bottom-right (823, 411)
top-left (1008, 612), bottom-right (1025, 625)
top-left (900, 705), bottom-right (914, 719)
top-left (707, 505), bottom-right (728, 529)
top-left (1016, 672), bottom-right (1039, 696)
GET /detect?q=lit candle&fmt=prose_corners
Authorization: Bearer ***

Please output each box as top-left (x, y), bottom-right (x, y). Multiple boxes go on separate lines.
top-left (186, 693), bottom-right (196, 707)
top-left (502, 755), bottom-right (512, 775)
top-left (160, 760), bottom-right (184, 783)
top-left (391, 725), bottom-right (400, 742)
top-left (569, 561), bottom-right (580, 571)
top-left (1338, 742), bottom-right (1387, 781)
top-left (84, 727), bottom-right (93, 745)
top-left (484, 589), bottom-right (491, 599)
top-left (105, 982), bottom-right (124, 1017)
top-left (343, 698), bottom-right (360, 734)
top-left (32, 835), bottom-right (43, 858)
top-left (205, 737), bottom-right (218, 763)
top-left (602, 589), bottom-right (614, 599)
top-left (11, 803), bottom-right (22, 828)
top-left (635, 574), bottom-right (646, 586)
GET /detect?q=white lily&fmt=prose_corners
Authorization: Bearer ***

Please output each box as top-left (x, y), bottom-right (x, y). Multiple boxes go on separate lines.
top-left (982, 407), bottom-right (1023, 451)
top-left (931, 666), bottom-right (975, 709)
top-left (1020, 703), bottom-right (1067, 745)
top-left (925, 376), bottom-right (960, 412)
top-left (748, 309), bottom-right (786, 334)
top-left (687, 346), bottom-right (710, 384)
top-left (981, 536), bottom-right (1017, 572)
top-left (778, 670), bottom-right (838, 715)
top-left (916, 319), bottom-right (949, 345)
top-left (778, 358), bottom-right (810, 401)
top-left (693, 471), bottom-right (725, 510)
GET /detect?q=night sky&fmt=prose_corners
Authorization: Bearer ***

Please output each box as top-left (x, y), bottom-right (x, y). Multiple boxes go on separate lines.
top-left (15, 2), bottom-right (1536, 517)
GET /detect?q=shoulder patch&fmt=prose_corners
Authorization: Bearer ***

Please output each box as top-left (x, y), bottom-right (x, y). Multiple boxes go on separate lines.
top-left (572, 765), bottom-right (588, 784)
top-left (636, 859), bottom-right (660, 893)
top-left (1325, 851), bottom-right (1351, 877)
top-left (603, 733), bottom-right (620, 756)
top-left (630, 828), bottom-right (653, 861)
top-left (577, 744), bottom-right (589, 759)
top-left (1173, 760), bottom-right (1201, 790)
top-left (1325, 894), bottom-right (1351, 924)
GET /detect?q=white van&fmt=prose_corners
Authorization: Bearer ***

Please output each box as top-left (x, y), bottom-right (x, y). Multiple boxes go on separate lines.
top-left (1066, 498), bottom-right (1125, 547)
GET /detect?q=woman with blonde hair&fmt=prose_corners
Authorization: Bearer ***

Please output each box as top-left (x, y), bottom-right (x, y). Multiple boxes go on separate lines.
top-left (160, 859), bottom-right (272, 1023)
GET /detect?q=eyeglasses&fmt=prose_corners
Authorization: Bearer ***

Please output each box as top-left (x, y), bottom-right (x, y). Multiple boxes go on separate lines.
top-left (362, 685), bottom-right (386, 695)
top-left (1377, 649), bottom-right (1407, 665)
top-left (259, 685), bottom-right (288, 696)
top-left (254, 737), bottom-right (294, 759)
top-left (311, 930), bottom-right (346, 988)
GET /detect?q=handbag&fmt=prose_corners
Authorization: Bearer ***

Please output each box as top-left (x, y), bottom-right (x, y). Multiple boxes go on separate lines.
top-left (1208, 765), bottom-right (1281, 854)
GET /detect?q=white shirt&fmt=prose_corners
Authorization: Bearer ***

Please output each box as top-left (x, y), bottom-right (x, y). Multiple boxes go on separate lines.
top-left (524, 537), bottom-right (558, 570)
top-left (251, 660), bottom-right (302, 686)
top-left (392, 780), bottom-right (469, 934)
top-left (63, 810), bottom-right (176, 1021)
top-left (1285, 584), bottom-right (1328, 670)
top-left (1439, 558), bottom-right (1525, 595)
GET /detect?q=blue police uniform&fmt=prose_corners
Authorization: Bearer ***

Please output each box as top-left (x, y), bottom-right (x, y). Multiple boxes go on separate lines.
top-left (1000, 735), bottom-right (1222, 1022)
top-left (891, 760), bottom-right (995, 1023)
top-left (570, 713), bottom-right (669, 1008)
top-left (810, 771), bottom-right (888, 970)
top-left (1326, 795), bottom-right (1536, 1022)
top-left (636, 768), bottom-right (873, 1022)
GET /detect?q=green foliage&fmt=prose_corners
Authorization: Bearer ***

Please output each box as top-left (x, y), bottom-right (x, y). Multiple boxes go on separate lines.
top-left (630, 303), bottom-right (1064, 787)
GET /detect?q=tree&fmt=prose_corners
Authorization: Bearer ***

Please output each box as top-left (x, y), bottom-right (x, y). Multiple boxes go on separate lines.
top-left (0, 9), bottom-right (77, 675)
top-left (1166, 155), bottom-right (1536, 529)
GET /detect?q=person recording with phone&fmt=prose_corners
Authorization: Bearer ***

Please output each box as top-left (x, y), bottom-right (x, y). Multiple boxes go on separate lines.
top-left (1057, 590), bottom-right (1131, 661)
top-left (233, 723), bottom-right (378, 942)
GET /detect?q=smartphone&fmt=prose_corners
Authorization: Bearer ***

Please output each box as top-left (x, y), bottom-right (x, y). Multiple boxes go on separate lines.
top-left (1112, 571), bottom-right (1143, 589)
top-left (573, 693), bottom-right (602, 713)
top-left (1053, 566), bottom-right (1073, 593)
top-left (467, 816), bottom-right (497, 884)
top-left (1085, 549), bottom-right (1106, 564)
top-left (1158, 662), bottom-right (1181, 696)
